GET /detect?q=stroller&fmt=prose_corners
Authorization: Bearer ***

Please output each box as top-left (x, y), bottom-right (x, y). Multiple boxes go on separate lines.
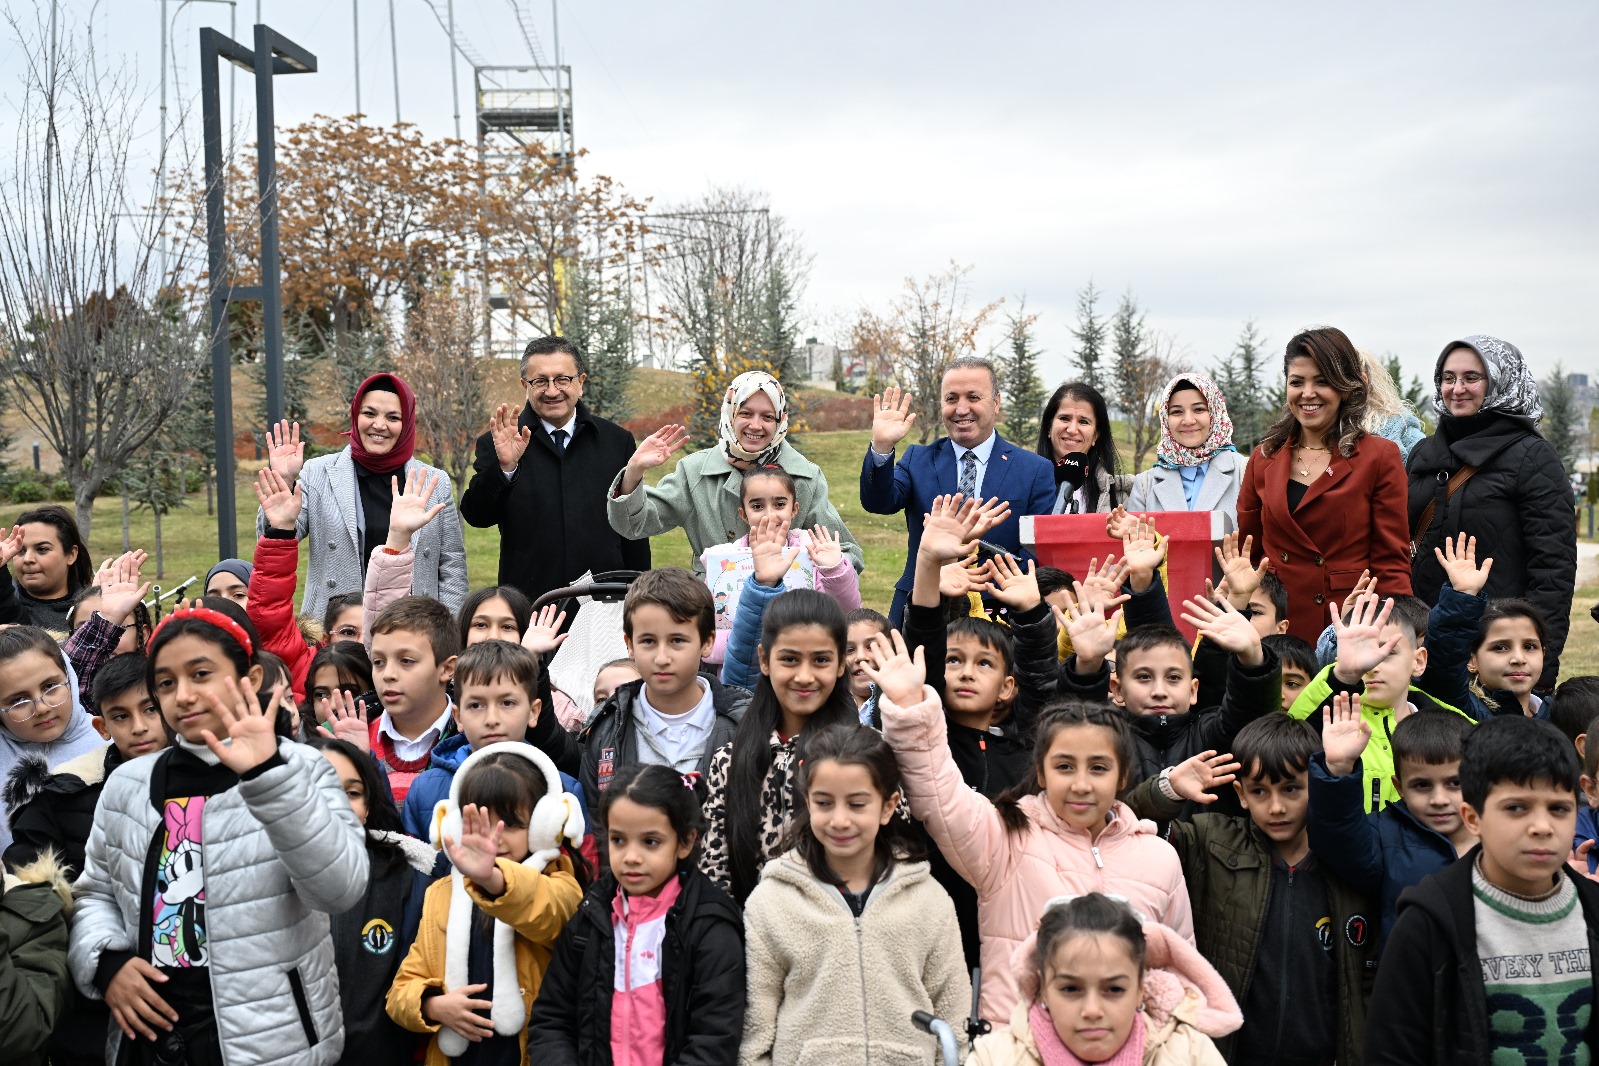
top-left (914, 966), bottom-right (989, 1065)
top-left (532, 570), bottom-right (644, 727)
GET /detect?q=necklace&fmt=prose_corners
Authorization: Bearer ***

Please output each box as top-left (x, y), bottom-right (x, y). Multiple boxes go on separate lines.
top-left (1294, 444), bottom-right (1330, 478)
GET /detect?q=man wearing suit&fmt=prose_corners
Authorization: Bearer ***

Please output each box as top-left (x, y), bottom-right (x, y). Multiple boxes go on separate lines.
top-left (459, 336), bottom-right (651, 604)
top-left (860, 357), bottom-right (1057, 626)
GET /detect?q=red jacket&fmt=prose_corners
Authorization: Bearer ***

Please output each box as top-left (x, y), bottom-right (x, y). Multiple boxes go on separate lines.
top-left (1237, 434), bottom-right (1412, 643)
top-left (247, 534), bottom-right (314, 704)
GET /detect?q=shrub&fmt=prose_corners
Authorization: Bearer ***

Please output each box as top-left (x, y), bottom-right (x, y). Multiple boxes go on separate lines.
top-left (49, 479), bottom-right (73, 502)
top-left (9, 480), bottom-right (47, 504)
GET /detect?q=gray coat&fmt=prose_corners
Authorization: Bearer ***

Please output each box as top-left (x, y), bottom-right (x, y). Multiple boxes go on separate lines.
top-left (68, 741), bottom-right (370, 1066)
top-left (1126, 450), bottom-right (1243, 529)
top-left (255, 447), bottom-right (468, 620)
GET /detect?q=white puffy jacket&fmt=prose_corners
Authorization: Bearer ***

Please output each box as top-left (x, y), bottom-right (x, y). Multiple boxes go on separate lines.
top-left (68, 739), bottom-right (369, 1066)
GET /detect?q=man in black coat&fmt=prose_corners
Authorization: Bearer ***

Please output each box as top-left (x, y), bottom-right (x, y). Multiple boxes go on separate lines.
top-left (460, 336), bottom-right (651, 604)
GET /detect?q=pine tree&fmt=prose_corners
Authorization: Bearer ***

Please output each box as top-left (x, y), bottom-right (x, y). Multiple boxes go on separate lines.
top-left (1541, 363), bottom-right (1581, 477)
top-left (561, 257), bottom-right (636, 424)
top-left (1070, 281), bottom-right (1108, 391)
top-left (1111, 291), bottom-right (1163, 467)
top-left (998, 300), bottom-right (1046, 447)
top-left (1212, 319), bottom-right (1270, 450)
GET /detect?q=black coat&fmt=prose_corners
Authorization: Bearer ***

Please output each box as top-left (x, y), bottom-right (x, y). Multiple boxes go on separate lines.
top-left (1407, 413), bottom-right (1576, 689)
top-left (527, 868), bottom-right (745, 1066)
top-left (3, 743), bottom-right (119, 877)
top-left (1364, 847), bottom-right (1599, 1065)
top-left (459, 401), bottom-right (650, 604)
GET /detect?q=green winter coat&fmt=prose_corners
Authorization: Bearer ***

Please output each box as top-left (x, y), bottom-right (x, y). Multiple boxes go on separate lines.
top-left (1287, 665), bottom-right (1473, 811)
top-left (1126, 779), bottom-right (1377, 1066)
top-left (0, 851), bottom-right (74, 1066)
top-left (605, 441), bottom-right (863, 575)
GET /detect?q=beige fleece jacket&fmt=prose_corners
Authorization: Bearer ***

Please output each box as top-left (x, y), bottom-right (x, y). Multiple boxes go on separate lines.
top-left (740, 852), bottom-right (971, 1066)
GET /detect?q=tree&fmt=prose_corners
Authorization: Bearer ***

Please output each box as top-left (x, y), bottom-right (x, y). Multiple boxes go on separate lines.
top-left (1111, 291), bottom-right (1168, 468)
top-left (0, 16), bottom-right (206, 540)
top-left (889, 263), bottom-right (1002, 444)
top-left (1070, 281), bottom-right (1109, 391)
top-left (849, 309), bottom-right (905, 400)
top-left (1541, 363), bottom-right (1581, 478)
top-left (123, 442), bottom-right (189, 580)
top-left (1212, 319), bottom-right (1271, 451)
top-left (393, 285), bottom-right (490, 499)
top-left (997, 298), bottom-right (1045, 447)
top-left (560, 256), bottom-right (635, 424)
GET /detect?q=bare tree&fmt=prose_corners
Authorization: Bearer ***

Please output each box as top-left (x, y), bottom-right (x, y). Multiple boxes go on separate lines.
top-left (890, 263), bottom-right (1002, 443)
top-left (394, 284), bottom-right (490, 498)
top-left (0, 13), bottom-right (207, 541)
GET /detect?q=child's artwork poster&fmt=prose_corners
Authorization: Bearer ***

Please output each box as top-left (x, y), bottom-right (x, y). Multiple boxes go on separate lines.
top-left (703, 544), bottom-right (816, 631)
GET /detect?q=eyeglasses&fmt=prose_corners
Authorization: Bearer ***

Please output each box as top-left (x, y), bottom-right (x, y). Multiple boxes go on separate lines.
top-left (522, 374), bottom-right (578, 392)
top-left (1441, 372), bottom-right (1485, 387)
top-left (2, 682), bottom-right (72, 723)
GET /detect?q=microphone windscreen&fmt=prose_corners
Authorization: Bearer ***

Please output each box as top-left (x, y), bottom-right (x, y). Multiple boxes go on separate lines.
top-left (1054, 452), bottom-right (1088, 489)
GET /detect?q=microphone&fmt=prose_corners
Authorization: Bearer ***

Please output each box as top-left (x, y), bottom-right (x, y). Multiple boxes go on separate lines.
top-left (1054, 452), bottom-right (1088, 489)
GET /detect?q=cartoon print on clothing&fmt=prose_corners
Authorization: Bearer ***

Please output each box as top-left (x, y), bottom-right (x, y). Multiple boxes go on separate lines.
top-left (152, 795), bottom-right (208, 968)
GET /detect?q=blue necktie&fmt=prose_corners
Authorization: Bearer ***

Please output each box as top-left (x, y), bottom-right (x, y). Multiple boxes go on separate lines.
top-left (958, 450), bottom-right (977, 500)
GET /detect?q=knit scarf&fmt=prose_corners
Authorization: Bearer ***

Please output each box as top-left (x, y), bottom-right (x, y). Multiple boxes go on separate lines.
top-left (1028, 1001), bottom-right (1145, 1066)
top-left (1153, 371), bottom-right (1235, 469)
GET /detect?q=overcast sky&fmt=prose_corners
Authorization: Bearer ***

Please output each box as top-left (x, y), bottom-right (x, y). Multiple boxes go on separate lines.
top-left (8, 0), bottom-right (1597, 389)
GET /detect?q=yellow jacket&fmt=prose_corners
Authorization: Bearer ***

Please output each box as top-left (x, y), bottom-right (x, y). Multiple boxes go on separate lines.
top-left (386, 855), bottom-right (581, 1066)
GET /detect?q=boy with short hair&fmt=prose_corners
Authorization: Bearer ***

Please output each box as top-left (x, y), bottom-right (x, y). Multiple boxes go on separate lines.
top-left (1130, 714), bottom-right (1377, 1065)
top-left (3, 653), bottom-right (169, 876)
top-left (368, 595), bottom-right (462, 804)
top-left (1310, 695), bottom-right (1477, 950)
top-left (1551, 676), bottom-right (1599, 748)
top-left (579, 567), bottom-right (750, 825)
top-left (1289, 592), bottom-right (1473, 811)
top-left (1264, 633), bottom-right (1318, 711)
top-left (1365, 715), bottom-right (1599, 1064)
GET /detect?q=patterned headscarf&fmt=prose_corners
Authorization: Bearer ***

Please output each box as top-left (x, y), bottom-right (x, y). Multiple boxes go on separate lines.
top-left (719, 370), bottom-right (789, 466)
top-left (1154, 372), bottom-right (1235, 469)
top-left (1432, 335), bottom-right (1543, 421)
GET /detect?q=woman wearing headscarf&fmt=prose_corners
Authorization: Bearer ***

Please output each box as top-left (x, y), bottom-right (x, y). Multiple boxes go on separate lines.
top-left (1407, 335), bottom-right (1576, 689)
top-left (254, 372), bottom-right (468, 620)
top-left (1126, 372), bottom-right (1244, 526)
top-left (607, 370), bottom-right (863, 576)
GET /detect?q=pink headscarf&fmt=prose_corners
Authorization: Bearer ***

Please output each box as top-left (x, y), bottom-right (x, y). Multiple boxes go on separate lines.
top-left (1153, 372), bottom-right (1234, 469)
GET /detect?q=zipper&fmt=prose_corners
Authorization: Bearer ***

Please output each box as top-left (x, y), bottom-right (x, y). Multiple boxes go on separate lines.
top-left (1090, 845), bottom-right (1103, 869)
top-left (978, 736), bottom-right (989, 796)
top-left (853, 913), bottom-right (872, 1065)
top-left (1271, 864), bottom-right (1294, 1061)
top-left (287, 966), bottom-right (319, 1048)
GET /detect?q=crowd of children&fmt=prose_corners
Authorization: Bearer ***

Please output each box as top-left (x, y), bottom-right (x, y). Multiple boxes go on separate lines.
top-left (2, 462), bottom-right (1597, 1066)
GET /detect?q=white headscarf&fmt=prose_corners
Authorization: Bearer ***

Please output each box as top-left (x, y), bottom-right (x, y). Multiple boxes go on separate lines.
top-left (718, 370), bottom-right (790, 465)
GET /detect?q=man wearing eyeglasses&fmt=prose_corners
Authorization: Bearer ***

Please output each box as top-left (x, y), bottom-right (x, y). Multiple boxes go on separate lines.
top-left (460, 336), bottom-right (651, 605)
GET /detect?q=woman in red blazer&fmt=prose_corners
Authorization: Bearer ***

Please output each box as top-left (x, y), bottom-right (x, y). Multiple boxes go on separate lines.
top-left (1237, 326), bottom-right (1413, 643)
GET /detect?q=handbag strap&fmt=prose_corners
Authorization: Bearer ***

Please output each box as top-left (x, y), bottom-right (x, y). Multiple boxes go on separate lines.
top-left (1412, 464), bottom-right (1479, 554)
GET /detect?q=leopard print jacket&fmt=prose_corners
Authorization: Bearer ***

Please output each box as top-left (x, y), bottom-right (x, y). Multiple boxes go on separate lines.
top-left (700, 731), bottom-right (799, 895)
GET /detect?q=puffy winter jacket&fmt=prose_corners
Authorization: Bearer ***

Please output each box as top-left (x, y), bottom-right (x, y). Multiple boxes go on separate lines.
top-left (740, 852), bottom-right (970, 1066)
top-left (527, 868), bottom-right (745, 1066)
top-left (0, 851), bottom-right (74, 1066)
top-left (1306, 751), bottom-right (1461, 953)
top-left (701, 529), bottom-right (860, 664)
top-left (248, 532), bottom-right (315, 703)
top-left (719, 574), bottom-right (783, 692)
top-left (1407, 413), bottom-right (1576, 690)
top-left (1419, 582), bottom-right (1537, 721)
top-left (3, 742), bottom-right (121, 876)
top-left (880, 686), bottom-right (1193, 1025)
top-left (1126, 775), bottom-right (1377, 1065)
top-left (68, 740), bottom-right (370, 1066)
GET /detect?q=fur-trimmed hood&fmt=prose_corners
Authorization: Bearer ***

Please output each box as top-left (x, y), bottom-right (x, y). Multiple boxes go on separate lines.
top-left (3, 848), bottom-right (74, 916)
top-left (370, 829), bottom-right (438, 875)
top-left (3, 742), bottom-right (114, 825)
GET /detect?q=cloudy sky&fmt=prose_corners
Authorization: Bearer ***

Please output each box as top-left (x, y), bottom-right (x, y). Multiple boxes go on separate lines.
top-left (10, 0), bottom-right (1597, 388)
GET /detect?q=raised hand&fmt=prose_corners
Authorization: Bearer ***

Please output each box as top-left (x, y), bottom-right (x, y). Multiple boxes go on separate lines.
top-left (1080, 555), bottom-right (1130, 605)
top-left (443, 803), bottom-right (508, 894)
top-left (1213, 532), bottom-right (1267, 609)
top-left (254, 467), bottom-right (304, 532)
top-left (424, 982), bottom-right (496, 1043)
top-left (1105, 505), bottom-right (1136, 542)
top-left (918, 494), bottom-right (982, 564)
top-left (870, 385), bottom-right (917, 453)
top-left (521, 604), bottom-right (569, 657)
top-left (1120, 515), bottom-right (1167, 593)
top-left (628, 424), bottom-right (689, 476)
top-left (0, 525), bottom-right (23, 568)
top-left (1331, 593), bottom-right (1400, 685)
top-left (939, 559), bottom-right (991, 599)
top-left (1321, 692), bottom-right (1372, 776)
top-left (750, 512), bottom-right (801, 588)
top-left (1053, 581), bottom-right (1126, 672)
top-left (97, 551), bottom-right (152, 627)
top-left (316, 689), bottom-right (370, 753)
top-left (1180, 596), bottom-right (1264, 666)
top-left (489, 403), bottom-right (532, 470)
top-left (265, 419), bottom-right (305, 482)
top-left (199, 676), bottom-right (281, 773)
top-left (1434, 533), bottom-right (1494, 597)
top-left (806, 525), bottom-right (844, 571)
top-left (860, 629), bottom-right (926, 708)
top-left (986, 554), bottom-right (1041, 612)
top-left (1166, 750), bottom-right (1243, 804)
top-left (386, 468), bottom-right (447, 549)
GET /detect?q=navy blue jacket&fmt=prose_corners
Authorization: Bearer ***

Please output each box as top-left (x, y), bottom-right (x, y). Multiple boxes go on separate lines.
top-left (1307, 751), bottom-right (1460, 953)
top-left (859, 433), bottom-right (1055, 597)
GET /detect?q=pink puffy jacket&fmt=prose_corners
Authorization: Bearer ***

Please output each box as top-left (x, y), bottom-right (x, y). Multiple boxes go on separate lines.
top-left (880, 687), bottom-right (1194, 1026)
top-left (700, 530), bottom-right (861, 665)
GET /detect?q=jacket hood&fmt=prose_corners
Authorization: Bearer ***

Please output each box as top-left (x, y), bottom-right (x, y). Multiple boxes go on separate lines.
top-left (3, 847), bottom-right (74, 916)
top-left (1008, 912), bottom-right (1243, 1041)
top-left (428, 730), bottom-right (473, 772)
top-left (369, 828), bottom-right (442, 875)
top-left (2, 741), bottom-right (115, 818)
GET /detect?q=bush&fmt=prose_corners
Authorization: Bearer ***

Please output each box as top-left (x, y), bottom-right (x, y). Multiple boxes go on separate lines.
top-left (184, 469), bottom-right (203, 493)
top-left (49, 479), bottom-right (73, 502)
top-left (9, 480), bottom-right (47, 504)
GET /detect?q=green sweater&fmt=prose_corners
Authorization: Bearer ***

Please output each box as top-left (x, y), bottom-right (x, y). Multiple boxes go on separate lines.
top-left (1287, 664), bottom-right (1472, 812)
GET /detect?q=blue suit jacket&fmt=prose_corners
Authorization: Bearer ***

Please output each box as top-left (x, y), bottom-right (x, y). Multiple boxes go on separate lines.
top-left (860, 433), bottom-right (1057, 594)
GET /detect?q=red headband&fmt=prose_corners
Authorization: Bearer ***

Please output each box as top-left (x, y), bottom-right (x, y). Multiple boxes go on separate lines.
top-left (151, 606), bottom-right (255, 659)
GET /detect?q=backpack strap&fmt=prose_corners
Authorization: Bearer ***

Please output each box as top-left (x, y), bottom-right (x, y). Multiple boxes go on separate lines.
top-left (1410, 464), bottom-right (1479, 558)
